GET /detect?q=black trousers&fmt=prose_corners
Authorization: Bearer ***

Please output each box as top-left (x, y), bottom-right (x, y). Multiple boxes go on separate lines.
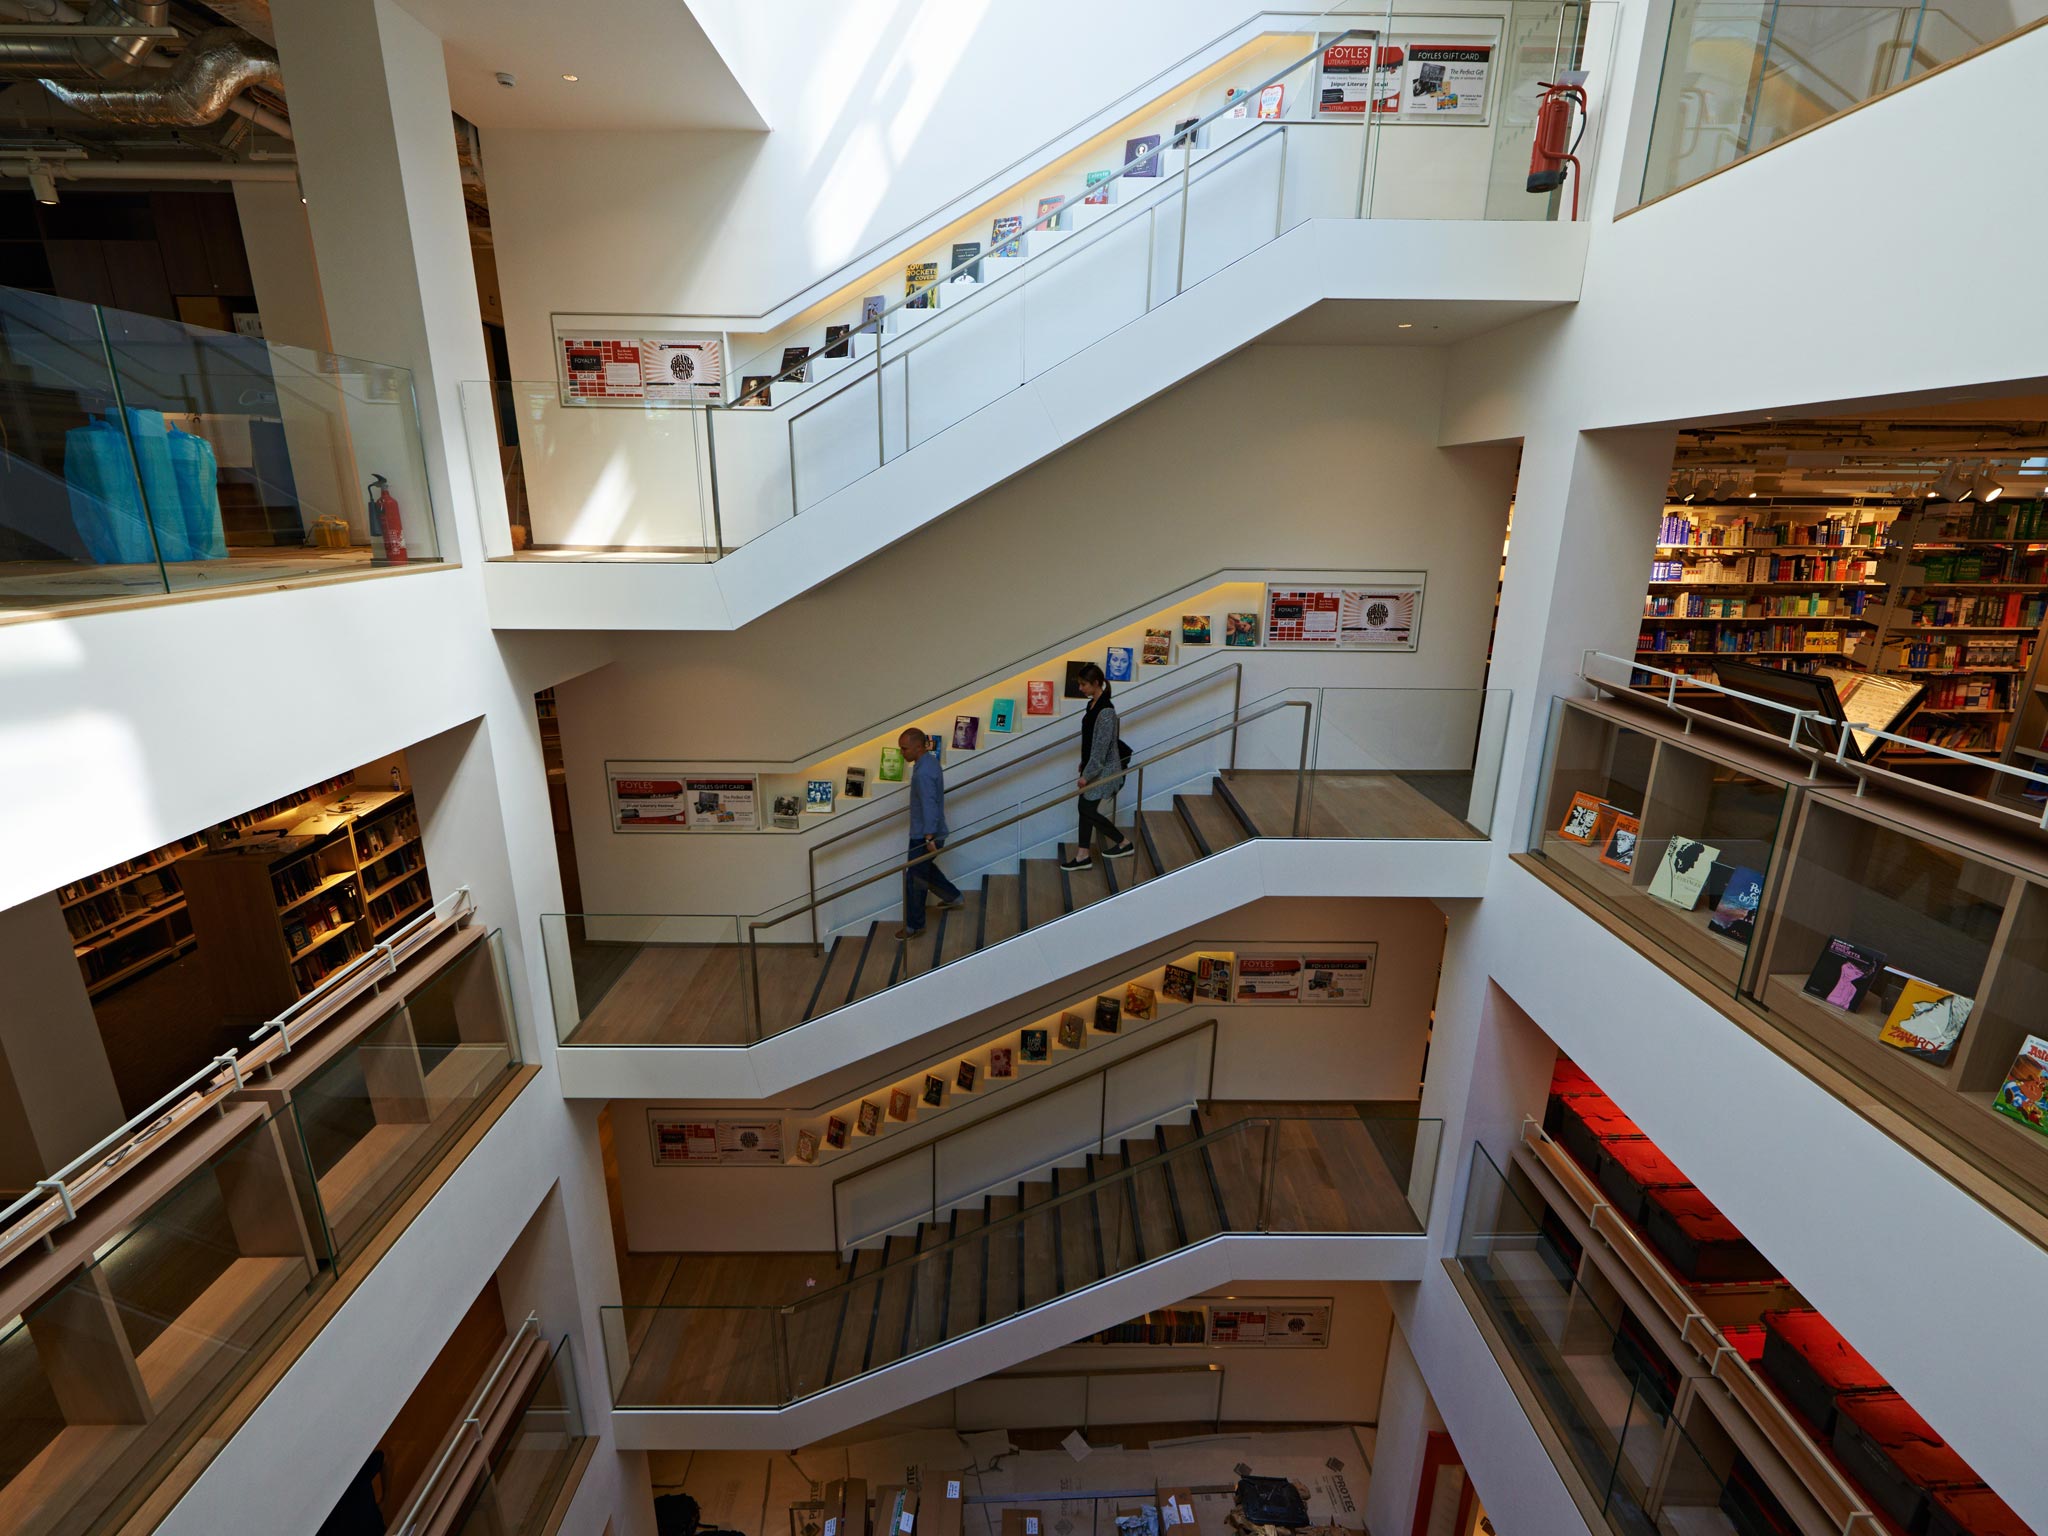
top-left (1077, 795), bottom-right (1121, 849)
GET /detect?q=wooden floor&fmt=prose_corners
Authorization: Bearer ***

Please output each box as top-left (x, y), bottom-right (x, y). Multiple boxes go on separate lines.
top-left (565, 771), bottom-right (1480, 1048)
top-left (610, 1100), bottom-right (1424, 1407)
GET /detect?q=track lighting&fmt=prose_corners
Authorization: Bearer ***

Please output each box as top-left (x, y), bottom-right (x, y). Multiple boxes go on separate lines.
top-left (1679, 474), bottom-right (1697, 503)
top-left (1928, 464), bottom-right (1958, 502)
top-left (1975, 463), bottom-right (2005, 502)
top-left (1715, 474), bottom-right (1738, 500)
top-left (27, 158), bottom-right (57, 205)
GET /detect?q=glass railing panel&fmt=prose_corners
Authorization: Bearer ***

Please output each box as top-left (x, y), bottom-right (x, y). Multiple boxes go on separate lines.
top-left (94, 303), bottom-right (441, 592)
top-left (0, 1106), bottom-right (328, 1534)
top-left (541, 913), bottom-right (747, 1048)
top-left (290, 931), bottom-right (521, 1262)
top-left (486, 1335), bottom-right (586, 1535)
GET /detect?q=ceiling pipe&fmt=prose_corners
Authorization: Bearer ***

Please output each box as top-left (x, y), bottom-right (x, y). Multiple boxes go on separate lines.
top-left (39, 26), bottom-right (280, 127)
top-left (224, 90), bottom-right (288, 138)
top-left (0, 0), bottom-right (164, 80)
top-left (0, 155), bottom-right (293, 179)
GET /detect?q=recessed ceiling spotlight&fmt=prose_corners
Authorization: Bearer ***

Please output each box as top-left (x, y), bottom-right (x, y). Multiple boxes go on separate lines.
top-left (27, 159), bottom-right (58, 205)
top-left (1396, 322), bottom-right (1413, 329)
top-left (562, 73), bottom-right (579, 81)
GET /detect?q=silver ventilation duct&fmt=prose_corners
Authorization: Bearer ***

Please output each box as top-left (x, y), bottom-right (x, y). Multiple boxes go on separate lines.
top-left (41, 26), bottom-right (280, 127)
top-left (0, 0), bottom-right (167, 80)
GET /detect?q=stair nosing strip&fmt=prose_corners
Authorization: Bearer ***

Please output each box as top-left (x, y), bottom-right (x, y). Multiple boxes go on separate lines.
top-left (843, 923), bottom-right (879, 1007)
top-left (1210, 772), bottom-right (1264, 838)
top-left (800, 935), bottom-right (842, 1022)
top-left (1173, 794), bottom-right (1214, 858)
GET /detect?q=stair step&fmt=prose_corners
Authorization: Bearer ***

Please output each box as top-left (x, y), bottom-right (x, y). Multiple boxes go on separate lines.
top-left (1017, 1181), bottom-right (1060, 1308)
top-left (802, 935), bottom-right (864, 1021)
top-left (1177, 791), bottom-right (1250, 859)
top-left (850, 923), bottom-right (907, 1004)
top-left (897, 1223), bottom-right (952, 1363)
top-left (1211, 773), bottom-right (1267, 837)
top-left (1161, 1120), bottom-right (1225, 1240)
top-left (1120, 1136), bottom-right (1180, 1262)
top-left (1140, 808), bottom-right (1202, 874)
top-left (825, 1245), bottom-right (886, 1385)
top-left (1021, 857), bottom-right (1066, 932)
top-left (1087, 1150), bottom-right (1141, 1276)
top-left (937, 891), bottom-right (984, 967)
top-left (980, 872), bottom-right (1023, 947)
top-left (891, 913), bottom-right (949, 985)
top-left (1060, 856), bottom-right (1115, 916)
top-left (943, 1207), bottom-right (988, 1338)
top-left (1052, 1164), bottom-right (1100, 1291)
top-left (981, 1193), bottom-right (1023, 1322)
top-left (1199, 1111), bottom-right (1260, 1231)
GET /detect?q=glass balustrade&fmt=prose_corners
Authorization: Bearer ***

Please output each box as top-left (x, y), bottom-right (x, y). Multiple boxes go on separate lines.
top-left (465, 4), bottom-right (1615, 562)
top-left (0, 286), bottom-right (442, 617)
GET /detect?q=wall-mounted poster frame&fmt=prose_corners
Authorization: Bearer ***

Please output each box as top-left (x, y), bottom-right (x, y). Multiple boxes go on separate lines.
top-left (1315, 19), bottom-right (1501, 127)
top-left (1207, 1297), bottom-right (1335, 1348)
top-left (554, 319), bottom-right (730, 406)
top-left (1262, 578), bottom-right (1424, 650)
top-left (608, 763), bottom-right (759, 832)
top-left (648, 1113), bottom-right (782, 1166)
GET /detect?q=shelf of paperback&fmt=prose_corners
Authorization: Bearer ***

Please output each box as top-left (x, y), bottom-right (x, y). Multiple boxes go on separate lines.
top-left (1530, 694), bottom-right (2048, 1220)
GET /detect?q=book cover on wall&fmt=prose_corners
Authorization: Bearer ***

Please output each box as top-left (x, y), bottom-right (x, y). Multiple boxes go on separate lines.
top-left (1142, 628), bottom-right (1173, 666)
top-left (1225, 612), bottom-right (1259, 647)
top-left (1057, 1012), bottom-right (1086, 1050)
top-left (823, 325), bottom-right (852, 359)
top-left (888, 1086), bottom-right (915, 1121)
top-left (1194, 953), bottom-right (1235, 1001)
top-left (926, 731), bottom-right (944, 764)
top-left (1994, 1035), bottom-right (2048, 1137)
top-left (844, 765), bottom-right (868, 800)
top-left (1238, 956), bottom-right (1303, 1001)
top-left (856, 1100), bottom-right (882, 1137)
top-left (1106, 646), bottom-right (1134, 682)
top-left (1802, 937), bottom-right (1888, 1013)
top-left (794, 1128), bottom-right (819, 1164)
top-left (860, 295), bottom-right (889, 333)
top-left (878, 747), bottom-right (906, 782)
top-left (1036, 195), bottom-right (1067, 231)
top-left (1094, 994), bottom-right (1123, 1033)
top-left (1648, 838), bottom-right (1721, 910)
top-left (1181, 613), bottom-right (1213, 646)
top-left (905, 262), bottom-right (939, 308)
top-left (779, 346), bottom-right (811, 383)
top-left (952, 715), bottom-right (981, 751)
top-left (991, 214), bottom-right (1023, 257)
top-left (1064, 660), bottom-right (1093, 699)
top-left (1021, 1027), bottom-right (1050, 1062)
top-left (949, 241), bottom-right (982, 283)
top-left (738, 375), bottom-right (773, 407)
top-left (825, 1116), bottom-right (849, 1150)
top-left (1556, 792), bottom-right (1613, 846)
top-left (989, 1046), bottom-right (1015, 1078)
top-left (1303, 954), bottom-right (1374, 1004)
top-left (771, 794), bottom-right (803, 830)
top-left (1125, 981), bottom-right (1157, 1020)
top-left (1706, 866), bottom-right (1764, 942)
top-left (1598, 813), bottom-right (1640, 872)
top-left (989, 698), bottom-right (1016, 733)
top-left (1124, 133), bottom-right (1162, 176)
top-left (1084, 170), bottom-right (1117, 205)
top-left (1162, 963), bottom-right (1196, 1003)
top-left (922, 1074), bottom-right (946, 1108)
top-left (806, 779), bottom-right (835, 812)
top-left (955, 1060), bottom-right (978, 1092)
top-left (1027, 680), bottom-right (1056, 714)
top-left (1259, 81), bottom-right (1286, 118)
top-left (1878, 977), bottom-right (1975, 1064)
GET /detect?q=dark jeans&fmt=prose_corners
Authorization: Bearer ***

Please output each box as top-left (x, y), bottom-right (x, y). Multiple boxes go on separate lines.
top-left (904, 835), bottom-right (962, 932)
top-left (1077, 795), bottom-right (1122, 851)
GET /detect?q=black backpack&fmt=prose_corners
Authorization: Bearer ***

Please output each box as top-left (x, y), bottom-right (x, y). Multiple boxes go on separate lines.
top-left (1117, 737), bottom-right (1133, 770)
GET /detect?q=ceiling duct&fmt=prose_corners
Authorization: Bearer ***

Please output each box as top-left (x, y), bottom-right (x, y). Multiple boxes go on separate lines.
top-left (0, 0), bottom-right (166, 80)
top-left (39, 25), bottom-right (279, 128)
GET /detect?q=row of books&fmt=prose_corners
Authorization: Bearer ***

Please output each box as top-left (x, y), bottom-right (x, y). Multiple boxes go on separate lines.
top-left (1650, 553), bottom-right (1878, 585)
top-left (57, 834), bottom-right (203, 908)
top-left (1907, 502), bottom-right (2048, 542)
top-left (1901, 551), bottom-right (2048, 584)
top-left (63, 870), bottom-right (181, 944)
top-left (1899, 592), bottom-right (2047, 629)
top-left (1896, 718), bottom-right (2007, 754)
top-left (1920, 676), bottom-right (2012, 711)
top-left (1637, 624), bottom-right (1858, 655)
top-left (1655, 512), bottom-right (1886, 548)
top-left (1888, 636), bottom-right (2034, 671)
top-left (1643, 591), bottom-right (1873, 619)
top-left (1085, 1308), bottom-right (1209, 1346)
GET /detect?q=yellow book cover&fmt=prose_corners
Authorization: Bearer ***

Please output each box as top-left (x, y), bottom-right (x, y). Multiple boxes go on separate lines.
top-left (1877, 976), bottom-right (1973, 1064)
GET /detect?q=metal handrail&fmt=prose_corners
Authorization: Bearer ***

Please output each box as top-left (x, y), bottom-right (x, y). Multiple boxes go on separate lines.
top-left (0, 884), bottom-right (476, 1274)
top-left (745, 694), bottom-right (1313, 1024)
top-left (804, 661), bottom-right (1244, 939)
top-left (391, 1311), bottom-right (543, 1536)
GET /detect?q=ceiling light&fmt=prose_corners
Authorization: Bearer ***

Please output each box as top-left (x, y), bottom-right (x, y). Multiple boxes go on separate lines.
top-left (561, 73), bottom-right (578, 81)
top-left (27, 159), bottom-right (57, 205)
top-left (1715, 474), bottom-right (1739, 500)
top-left (1396, 322), bottom-right (1412, 329)
top-left (1975, 463), bottom-right (2004, 502)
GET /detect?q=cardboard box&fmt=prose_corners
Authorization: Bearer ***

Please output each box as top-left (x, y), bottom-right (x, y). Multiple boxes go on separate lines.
top-left (999, 1509), bottom-right (1043, 1536)
top-left (925, 1479), bottom-right (965, 1536)
top-left (823, 1481), bottom-right (871, 1536)
top-left (874, 1487), bottom-right (911, 1536)
top-left (1157, 1489), bottom-right (1202, 1536)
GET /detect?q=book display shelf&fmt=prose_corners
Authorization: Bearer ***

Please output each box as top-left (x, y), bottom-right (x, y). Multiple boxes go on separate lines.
top-left (1528, 694), bottom-right (2048, 1222)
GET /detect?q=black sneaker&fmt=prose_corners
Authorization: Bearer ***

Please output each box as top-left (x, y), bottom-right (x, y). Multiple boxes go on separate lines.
top-left (1102, 840), bottom-right (1136, 860)
top-left (1059, 853), bottom-right (1093, 871)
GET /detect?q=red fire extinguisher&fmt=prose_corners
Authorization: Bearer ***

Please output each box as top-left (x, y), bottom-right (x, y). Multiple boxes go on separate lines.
top-left (366, 473), bottom-right (408, 564)
top-left (1527, 72), bottom-right (1589, 221)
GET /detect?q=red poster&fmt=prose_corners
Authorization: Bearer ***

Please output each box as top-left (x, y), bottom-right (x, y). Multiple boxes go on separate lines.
top-left (1266, 589), bottom-right (1344, 645)
top-left (561, 336), bottom-right (646, 401)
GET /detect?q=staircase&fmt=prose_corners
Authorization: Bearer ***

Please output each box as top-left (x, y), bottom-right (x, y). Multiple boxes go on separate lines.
top-left (795, 771), bottom-right (1265, 1024)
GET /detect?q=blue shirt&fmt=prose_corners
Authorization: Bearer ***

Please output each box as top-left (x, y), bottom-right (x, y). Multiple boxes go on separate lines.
top-left (909, 751), bottom-right (947, 839)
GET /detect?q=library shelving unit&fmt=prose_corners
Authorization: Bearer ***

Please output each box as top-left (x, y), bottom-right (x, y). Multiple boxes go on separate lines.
top-left (177, 786), bottom-right (430, 1015)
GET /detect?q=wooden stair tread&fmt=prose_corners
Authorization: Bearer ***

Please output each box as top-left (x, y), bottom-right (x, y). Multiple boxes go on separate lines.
top-left (890, 918), bottom-right (948, 986)
top-left (849, 924), bottom-right (905, 1004)
top-left (937, 893), bottom-right (984, 966)
top-left (1061, 857), bottom-right (1114, 915)
top-left (1052, 1165), bottom-right (1099, 1291)
top-left (1020, 859), bottom-right (1065, 932)
top-left (1016, 1181), bottom-right (1059, 1309)
top-left (1178, 791), bottom-right (1250, 857)
top-left (980, 1195), bottom-right (1022, 1321)
top-left (1160, 1122), bottom-right (1225, 1239)
top-left (979, 874), bottom-right (1022, 948)
top-left (943, 1209), bottom-right (988, 1338)
top-left (1140, 809), bottom-right (1201, 873)
top-left (802, 936), bottom-right (864, 1021)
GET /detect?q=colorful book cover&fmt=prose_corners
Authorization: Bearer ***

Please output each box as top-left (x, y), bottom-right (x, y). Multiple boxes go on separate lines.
top-left (779, 345), bottom-right (810, 382)
top-left (1021, 1027), bottom-right (1050, 1062)
top-left (1237, 956), bottom-right (1303, 1001)
top-left (1142, 628), bottom-right (1173, 666)
top-left (1036, 194), bottom-right (1067, 231)
top-left (823, 324), bottom-right (852, 359)
top-left (806, 779), bottom-right (835, 812)
top-left (887, 1086), bottom-right (914, 1121)
top-left (1124, 982), bottom-right (1157, 1020)
top-left (824, 1116), bottom-right (849, 1150)
top-left (905, 261), bottom-right (939, 308)
top-left (1124, 133), bottom-right (1163, 176)
top-left (1106, 646), bottom-right (1134, 682)
top-left (926, 732), bottom-right (943, 764)
top-left (1064, 659), bottom-right (1093, 698)
top-left (843, 765), bottom-right (867, 800)
top-left (1162, 963), bottom-right (1196, 1003)
top-left (949, 241), bottom-right (982, 282)
top-left (989, 1046), bottom-right (1015, 1078)
top-left (922, 1073), bottom-right (946, 1107)
top-left (856, 1099), bottom-right (882, 1136)
top-left (772, 794), bottom-right (802, 829)
top-left (860, 294), bottom-right (888, 333)
top-left (1556, 791), bottom-right (1611, 845)
top-left (1803, 937), bottom-right (1888, 1013)
top-left (1026, 680), bottom-right (1056, 714)
top-left (1598, 813), bottom-right (1640, 872)
top-left (738, 375), bottom-right (773, 407)
top-left (1258, 82), bottom-right (1285, 118)
top-left (1993, 1035), bottom-right (2048, 1137)
top-left (1181, 613), bottom-right (1213, 646)
top-left (952, 714), bottom-right (980, 751)
top-left (1648, 838), bottom-right (1721, 910)
top-left (1878, 977), bottom-right (1975, 1064)
top-left (989, 698), bottom-right (1016, 733)
top-left (1194, 954), bottom-right (1235, 1001)
top-left (955, 1060), bottom-right (978, 1092)
top-left (1093, 994), bottom-right (1123, 1033)
top-left (794, 1128), bottom-right (819, 1164)
top-left (991, 214), bottom-right (1023, 257)
top-left (1057, 1011), bottom-right (1086, 1050)
top-left (1706, 866), bottom-right (1765, 942)
top-left (1171, 115), bottom-right (1202, 148)
top-left (1225, 612), bottom-right (1259, 646)
top-left (1084, 169), bottom-right (1117, 205)
top-left (878, 747), bottom-right (906, 782)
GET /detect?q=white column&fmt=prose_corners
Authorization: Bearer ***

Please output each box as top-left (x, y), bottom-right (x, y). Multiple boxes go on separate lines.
top-left (1362, 1319), bottom-right (1441, 1536)
top-left (231, 181), bottom-right (331, 354)
top-left (0, 896), bottom-right (127, 1187)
